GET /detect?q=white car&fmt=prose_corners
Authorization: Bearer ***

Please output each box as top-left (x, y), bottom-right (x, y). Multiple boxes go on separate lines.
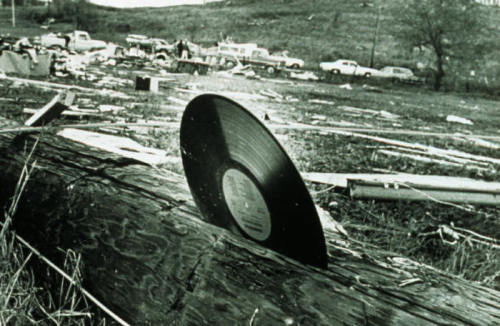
top-left (319, 59), bottom-right (381, 77)
top-left (272, 51), bottom-right (304, 69)
top-left (379, 66), bottom-right (424, 83)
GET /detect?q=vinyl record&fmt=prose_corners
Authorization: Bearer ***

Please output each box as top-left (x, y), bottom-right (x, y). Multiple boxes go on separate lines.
top-left (180, 94), bottom-right (327, 269)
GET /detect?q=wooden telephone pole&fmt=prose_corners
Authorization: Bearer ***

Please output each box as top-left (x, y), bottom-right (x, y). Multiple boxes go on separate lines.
top-left (11, 0), bottom-right (16, 27)
top-left (369, 5), bottom-right (381, 68)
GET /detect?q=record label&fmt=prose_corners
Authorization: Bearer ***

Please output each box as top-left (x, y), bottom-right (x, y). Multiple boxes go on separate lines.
top-left (222, 168), bottom-right (271, 241)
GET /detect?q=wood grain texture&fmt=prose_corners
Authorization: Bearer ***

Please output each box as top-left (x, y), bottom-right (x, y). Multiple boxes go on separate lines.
top-left (0, 119), bottom-right (498, 326)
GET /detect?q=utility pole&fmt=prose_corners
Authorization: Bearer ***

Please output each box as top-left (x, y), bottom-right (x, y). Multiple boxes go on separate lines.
top-left (11, 0), bottom-right (16, 27)
top-left (369, 5), bottom-right (381, 68)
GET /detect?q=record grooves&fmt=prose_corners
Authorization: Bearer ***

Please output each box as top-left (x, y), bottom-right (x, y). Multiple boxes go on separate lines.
top-left (180, 94), bottom-right (327, 269)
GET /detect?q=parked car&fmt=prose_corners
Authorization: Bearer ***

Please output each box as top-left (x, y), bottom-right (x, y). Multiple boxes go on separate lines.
top-left (319, 59), bottom-right (381, 77)
top-left (272, 51), bottom-right (304, 69)
top-left (39, 31), bottom-right (107, 52)
top-left (379, 66), bottom-right (424, 84)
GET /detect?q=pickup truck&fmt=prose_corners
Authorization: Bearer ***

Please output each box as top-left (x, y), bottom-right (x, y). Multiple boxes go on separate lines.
top-left (39, 31), bottom-right (107, 52)
top-left (125, 34), bottom-right (175, 60)
top-left (215, 43), bottom-right (284, 73)
top-left (241, 48), bottom-right (285, 74)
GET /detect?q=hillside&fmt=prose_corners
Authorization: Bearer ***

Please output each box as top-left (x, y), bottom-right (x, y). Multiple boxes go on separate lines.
top-left (91, 0), bottom-right (420, 68)
top-left (3, 0), bottom-right (499, 82)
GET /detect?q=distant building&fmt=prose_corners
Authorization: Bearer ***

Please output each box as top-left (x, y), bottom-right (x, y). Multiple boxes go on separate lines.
top-left (475, 0), bottom-right (500, 6)
top-left (36, 0), bottom-right (52, 6)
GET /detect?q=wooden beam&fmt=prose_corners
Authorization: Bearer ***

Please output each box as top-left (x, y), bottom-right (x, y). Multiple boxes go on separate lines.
top-left (303, 172), bottom-right (500, 190)
top-left (24, 92), bottom-right (75, 127)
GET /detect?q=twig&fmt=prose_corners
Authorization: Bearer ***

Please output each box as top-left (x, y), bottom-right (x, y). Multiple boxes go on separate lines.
top-left (249, 307), bottom-right (259, 326)
top-left (34, 295), bottom-right (60, 325)
top-left (419, 225), bottom-right (500, 249)
top-left (344, 223), bottom-right (406, 234)
top-left (399, 278), bottom-right (422, 287)
top-left (310, 184), bottom-right (337, 195)
top-left (397, 182), bottom-right (476, 213)
top-left (449, 223), bottom-right (500, 245)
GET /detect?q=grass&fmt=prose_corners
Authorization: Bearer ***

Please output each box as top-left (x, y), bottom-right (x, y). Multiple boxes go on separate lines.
top-left (275, 84), bottom-right (500, 289)
top-left (0, 142), bottom-right (103, 325)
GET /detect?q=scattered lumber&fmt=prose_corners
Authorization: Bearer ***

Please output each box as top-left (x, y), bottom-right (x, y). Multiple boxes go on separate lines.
top-left (0, 117), bottom-right (498, 325)
top-left (377, 149), bottom-right (488, 171)
top-left (0, 121), bottom-right (178, 135)
top-left (23, 108), bottom-right (103, 119)
top-left (338, 105), bottom-right (400, 120)
top-left (453, 136), bottom-right (500, 150)
top-left (377, 147), bottom-right (491, 167)
top-left (268, 122), bottom-right (500, 142)
top-left (330, 130), bottom-right (500, 166)
top-left (3, 76), bottom-right (132, 99)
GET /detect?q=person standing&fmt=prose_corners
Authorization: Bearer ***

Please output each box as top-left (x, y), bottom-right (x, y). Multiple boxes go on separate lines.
top-left (181, 40), bottom-right (189, 59)
top-left (13, 37), bottom-right (38, 65)
top-left (176, 40), bottom-right (183, 58)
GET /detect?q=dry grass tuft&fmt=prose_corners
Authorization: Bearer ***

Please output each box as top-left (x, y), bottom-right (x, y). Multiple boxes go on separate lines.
top-left (0, 141), bottom-right (101, 326)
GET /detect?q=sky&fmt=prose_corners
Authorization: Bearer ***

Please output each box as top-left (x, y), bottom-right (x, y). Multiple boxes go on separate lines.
top-left (87, 0), bottom-right (222, 8)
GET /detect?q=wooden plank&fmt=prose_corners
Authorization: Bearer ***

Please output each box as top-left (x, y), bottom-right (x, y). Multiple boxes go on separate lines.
top-left (24, 93), bottom-right (66, 127)
top-left (302, 172), bottom-right (500, 193)
top-left (57, 128), bottom-right (171, 166)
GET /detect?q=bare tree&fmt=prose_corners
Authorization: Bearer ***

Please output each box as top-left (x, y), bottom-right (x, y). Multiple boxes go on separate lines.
top-left (393, 0), bottom-right (484, 90)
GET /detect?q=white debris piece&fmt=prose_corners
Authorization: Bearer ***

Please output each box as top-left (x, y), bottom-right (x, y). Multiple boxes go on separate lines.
top-left (308, 99), bottom-right (335, 105)
top-left (290, 71), bottom-right (318, 81)
top-left (446, 115), bottom-right (473, 125)
top-left (315, 205), bottom-right (348, 236)
top-left (339, 83), bottom-right (353, 90)
top-left (379, 110), bottom-right (400, 120)
top-left (99, 105), bottom-right (126, 113)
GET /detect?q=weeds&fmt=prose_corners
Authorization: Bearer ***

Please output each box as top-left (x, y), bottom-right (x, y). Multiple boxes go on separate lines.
top-left (0, 141), bottom-right (101, 325)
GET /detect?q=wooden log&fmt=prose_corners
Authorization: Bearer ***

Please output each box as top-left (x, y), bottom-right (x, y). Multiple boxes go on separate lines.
top-left (0, 117), bottom-right (498, 326)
